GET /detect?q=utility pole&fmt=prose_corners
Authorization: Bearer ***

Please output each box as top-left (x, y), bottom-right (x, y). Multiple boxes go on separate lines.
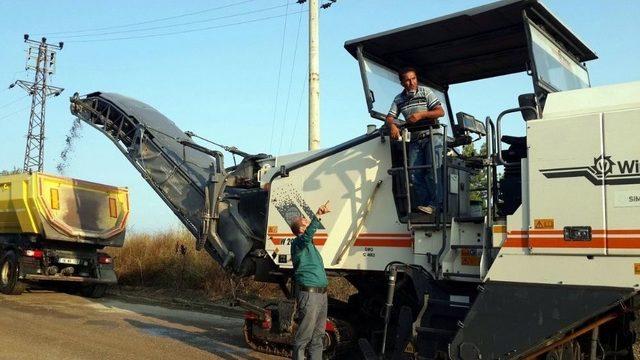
top-left (297, 0), bottom-right (337, 150)
top-left (308, 0), bottom-right (320, 150)
top-left (11, 34), bottom-right (64, 172)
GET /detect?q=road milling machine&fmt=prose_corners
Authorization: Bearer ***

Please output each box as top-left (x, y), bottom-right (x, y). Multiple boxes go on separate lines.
top-left (69, 0), bottom-right (640, 358)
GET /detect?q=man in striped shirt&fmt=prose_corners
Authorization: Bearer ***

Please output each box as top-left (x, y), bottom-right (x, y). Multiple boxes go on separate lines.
top-left (386, 67), bottom-right (445, 215)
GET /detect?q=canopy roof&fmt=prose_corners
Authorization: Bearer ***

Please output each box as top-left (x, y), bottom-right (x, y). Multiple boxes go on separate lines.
top-left (344, 0), bottom-right (597, 88)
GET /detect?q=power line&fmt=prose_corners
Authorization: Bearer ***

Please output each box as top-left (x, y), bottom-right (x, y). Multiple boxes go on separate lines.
top-left (0, 94), bottom-right (29, 110)
top-left (269, 0), bottom-right (292, 154)
top-left (277, 9), bottom-right (304, 155)
top-left (34, 0), bottom-right (261, 36)
top-left (61, 3), bottom-right (290, 39)
top-left (67, 10), bottom-right (306, 43)
top-left (289, 74), bottom-right (308, 152)
top-left (0, 106), bottom-right (30, 121)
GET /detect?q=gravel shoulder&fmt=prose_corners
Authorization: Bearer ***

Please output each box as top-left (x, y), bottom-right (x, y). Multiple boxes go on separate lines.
top-left (0, 288), bottom-right (284, 360)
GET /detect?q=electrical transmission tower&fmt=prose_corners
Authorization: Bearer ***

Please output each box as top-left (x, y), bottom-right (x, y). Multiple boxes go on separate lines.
top-left (10, 34), bottom-right (64, 172)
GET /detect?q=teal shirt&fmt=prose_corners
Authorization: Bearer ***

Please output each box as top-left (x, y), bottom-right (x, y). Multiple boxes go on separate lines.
top-left (291, 216), bottom-right (328, 288)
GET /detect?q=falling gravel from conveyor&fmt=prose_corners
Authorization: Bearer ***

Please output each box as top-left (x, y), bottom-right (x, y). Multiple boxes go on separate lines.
top-left (56, 118), bottom-right (83, 174)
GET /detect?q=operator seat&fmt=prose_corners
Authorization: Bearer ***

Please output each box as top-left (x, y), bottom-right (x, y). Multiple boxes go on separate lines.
top-left (498, 94), bottom-right (537, 216)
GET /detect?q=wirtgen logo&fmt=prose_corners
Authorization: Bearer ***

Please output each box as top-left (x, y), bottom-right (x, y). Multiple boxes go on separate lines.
top-left (540, 155), bottom-right (640, 185)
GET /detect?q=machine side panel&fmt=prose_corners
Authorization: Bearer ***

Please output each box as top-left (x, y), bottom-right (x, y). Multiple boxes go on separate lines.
top-left (603, 108), bottom-right (640, 255)
top-left (265, 137), bottom-right (413, 271)
top-left (488, 83), bottom-right (640, 287)
top-left (542, 80), bottom-right (640, 118)
top-left (526, 113), bottom-right (605, 255)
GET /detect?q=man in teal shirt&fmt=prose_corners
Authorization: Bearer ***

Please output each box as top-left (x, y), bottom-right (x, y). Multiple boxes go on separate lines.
top-left (290, 201), bottom-right (330, 360)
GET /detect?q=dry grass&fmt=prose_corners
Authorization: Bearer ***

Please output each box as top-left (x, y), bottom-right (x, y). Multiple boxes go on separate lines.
top-left (109, 230), bottom-right (356, 302)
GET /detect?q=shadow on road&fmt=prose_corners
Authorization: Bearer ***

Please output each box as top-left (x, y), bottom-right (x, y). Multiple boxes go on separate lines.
top-left (92, 296), bottom-right (282, 360)
top-left (124, 318), bottom-right (264, 360)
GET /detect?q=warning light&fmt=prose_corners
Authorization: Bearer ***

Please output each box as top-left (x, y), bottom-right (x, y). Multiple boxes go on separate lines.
top-left (108, 198), bottom-right (117, 218)
top-left (50, 188), bottom-right (60, 210)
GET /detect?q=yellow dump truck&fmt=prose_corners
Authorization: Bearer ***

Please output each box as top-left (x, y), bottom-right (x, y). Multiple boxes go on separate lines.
top-left (0, 172), bottom-right (129, 297)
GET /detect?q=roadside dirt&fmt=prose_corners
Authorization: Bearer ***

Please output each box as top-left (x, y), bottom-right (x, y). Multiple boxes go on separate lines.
top-left (0, 289), bottom-right (284, 360)
top-left (108, 285), bottom-right (245, 317)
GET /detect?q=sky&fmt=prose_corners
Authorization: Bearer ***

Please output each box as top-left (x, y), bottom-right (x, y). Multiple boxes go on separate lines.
top-left (1, 0), bottom-right (639, 234)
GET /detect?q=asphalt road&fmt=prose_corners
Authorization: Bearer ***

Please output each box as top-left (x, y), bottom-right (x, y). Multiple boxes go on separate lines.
top-left (0, 290), bottom-right (284, 360)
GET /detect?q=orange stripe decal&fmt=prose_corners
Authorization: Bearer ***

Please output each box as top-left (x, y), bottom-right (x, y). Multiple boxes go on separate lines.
top-left (267, 232), bottom-right (409, 237)
top-left (607, 238), bottom-right (640, 249)
top-left (269, 235), bottom-right (412, 247)
top-left (269, 237), bottom-right (327, 246)
top-left (503, 238), bottom-right (528, 248)
top-left (353, 238), bottom-right (412, 248)
top-left (503, 229), bottom-right (640, 249)
top-left (528, 238), bottom-right (604, 248)
top-left (593, 229), bottom-right (640, 235)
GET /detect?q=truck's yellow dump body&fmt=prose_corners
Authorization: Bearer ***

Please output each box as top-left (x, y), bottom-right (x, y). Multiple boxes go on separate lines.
top-left (0, 172), bottom-right (129, 245)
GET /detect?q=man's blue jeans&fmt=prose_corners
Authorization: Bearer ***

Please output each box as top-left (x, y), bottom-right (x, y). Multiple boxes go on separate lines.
top-left (408, 134), bottom-right (443, 209)
top-left (293, 290), bottom-right (328, 360)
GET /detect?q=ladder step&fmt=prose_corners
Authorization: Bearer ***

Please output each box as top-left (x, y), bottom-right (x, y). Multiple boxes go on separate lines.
top-left (407, 215), bottom-right (453, 226)
top-left (455, 216), bottom-right (484, 223)
top-left (450, 244), bottom-right (483, 250)
top-left (427, 298), bottom-right (470, 308)
top-left (410, 223), bottom-right (440, 229)
top-left (387, 164), bottom-right (434, 174)
top-left (406, 212), bottom-right (437, 223)
top-left (442, 272), bottom-right (481, 279)
top-left (415, 327), bottom-right (456, 337)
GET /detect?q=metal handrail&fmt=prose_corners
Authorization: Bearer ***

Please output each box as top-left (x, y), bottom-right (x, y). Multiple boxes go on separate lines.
top-left (396, 123), bottom-right (446, 224)
top-left (485, 117), bottom-right (496, 221)
top-left (436, 124), bottom-right (448, 275)
top-left (400, 128), bottom-right (412, 230)
top-left (496, 106), bottom-right (538, 166)
top-left (482, 116), bottom-right (495, 279)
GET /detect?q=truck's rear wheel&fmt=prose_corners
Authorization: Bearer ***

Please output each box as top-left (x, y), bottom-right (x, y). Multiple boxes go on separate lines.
top-left (0, 251), bottom-right (26, 295)
top-left (81, 284), bottom-right (108, 298)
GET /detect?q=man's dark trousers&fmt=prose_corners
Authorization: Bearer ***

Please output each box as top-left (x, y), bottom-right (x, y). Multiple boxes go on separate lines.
top-left (408, 134), bottom-right (444, 208)
top-left (293, 290), bottom-right (327, 360)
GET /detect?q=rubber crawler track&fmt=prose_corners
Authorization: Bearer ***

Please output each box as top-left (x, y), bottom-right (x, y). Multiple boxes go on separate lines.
top-left (243, 317), bottom-right (354, 359)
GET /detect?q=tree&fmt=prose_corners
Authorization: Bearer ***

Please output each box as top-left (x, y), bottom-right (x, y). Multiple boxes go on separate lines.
top-left (0, 167), bottom-right (23, 176)
top-left (461, 142), bottom-right (487, 202)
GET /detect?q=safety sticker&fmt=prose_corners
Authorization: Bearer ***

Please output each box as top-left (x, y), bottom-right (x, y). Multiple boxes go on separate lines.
top-left (492, 225), bottom-right (506, 234)
top-left (534, 218), bottom-right (554, 229)
top-left (634, 263), bottom-right (640, 275)
top-left (461, 249), bottom-right (481, 266)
